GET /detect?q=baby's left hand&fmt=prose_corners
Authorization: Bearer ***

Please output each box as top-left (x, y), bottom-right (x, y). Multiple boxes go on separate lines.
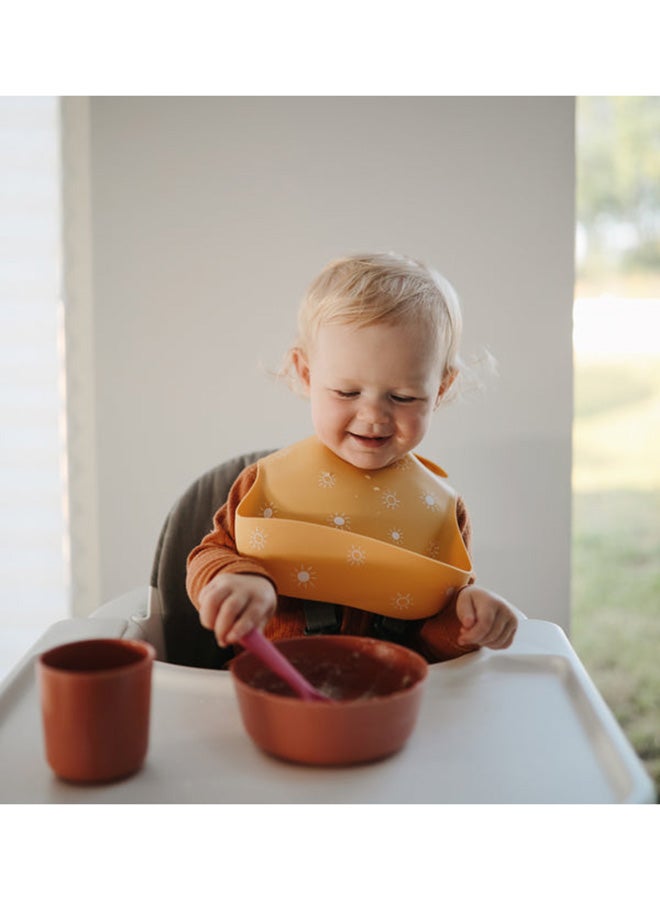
top-left (455, 585), bottom-right (518, 649)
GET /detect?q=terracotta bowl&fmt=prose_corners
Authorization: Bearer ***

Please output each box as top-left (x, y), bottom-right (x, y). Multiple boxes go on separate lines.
top-left (229, 635), bottom-right (428, 766)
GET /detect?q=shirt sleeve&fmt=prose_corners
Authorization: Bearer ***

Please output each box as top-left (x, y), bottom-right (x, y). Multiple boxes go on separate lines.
top-left (416, 494), bottom-right (478, 661)
top-left (185, 462), bottom-right (276, 608)
top-left (456, 494), bottom-right (472, 554)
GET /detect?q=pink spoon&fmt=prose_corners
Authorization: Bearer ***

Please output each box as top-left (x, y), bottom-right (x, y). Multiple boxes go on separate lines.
top-left (238, 628), bottom-right (333, 702)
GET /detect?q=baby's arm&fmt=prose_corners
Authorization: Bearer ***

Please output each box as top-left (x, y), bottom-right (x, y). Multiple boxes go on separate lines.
top-left (418, 497), bottom-right (517, 660)
top-left (186, 463), bottom-right (278, 646)
top-left (452, 496), bottom-right (517, 648)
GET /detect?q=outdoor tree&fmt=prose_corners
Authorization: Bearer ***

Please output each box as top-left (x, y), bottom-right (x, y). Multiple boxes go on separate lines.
top-left (577, 96), bottom-right (660, 282)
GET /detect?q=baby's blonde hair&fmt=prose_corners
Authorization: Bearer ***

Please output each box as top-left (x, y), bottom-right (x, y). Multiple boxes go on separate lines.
top-left (282, 252), bottom-right (464, 396)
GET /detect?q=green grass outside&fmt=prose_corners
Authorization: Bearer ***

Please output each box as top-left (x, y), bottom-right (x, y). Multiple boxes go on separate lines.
top-left (572, 356), bottom-right (660, 796)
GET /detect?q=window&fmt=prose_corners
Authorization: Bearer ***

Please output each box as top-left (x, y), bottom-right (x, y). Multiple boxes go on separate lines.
top-left (0, 96), bottom-right (69, 680)
top-left (572, 96), bottom-right (660, 793)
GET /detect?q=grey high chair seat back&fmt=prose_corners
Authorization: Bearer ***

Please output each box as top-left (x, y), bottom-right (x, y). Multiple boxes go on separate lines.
top-left (150, 449), bottom-right (274, 668)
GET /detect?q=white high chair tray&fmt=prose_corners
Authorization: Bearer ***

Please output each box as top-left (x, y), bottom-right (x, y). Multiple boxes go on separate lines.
top-left (0, 617), bottom-right (655, 803)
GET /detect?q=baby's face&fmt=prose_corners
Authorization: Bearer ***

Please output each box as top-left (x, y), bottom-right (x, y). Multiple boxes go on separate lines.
top-left (294, 319), bottom-right (445, 470)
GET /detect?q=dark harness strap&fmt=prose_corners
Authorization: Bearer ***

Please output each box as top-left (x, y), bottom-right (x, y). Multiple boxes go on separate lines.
top-left (372, 614), bottom-right (416, 644)
top-left (303, 599), bottom-right (341, 634)
top-left (302, 600), bottom-right (415, 646)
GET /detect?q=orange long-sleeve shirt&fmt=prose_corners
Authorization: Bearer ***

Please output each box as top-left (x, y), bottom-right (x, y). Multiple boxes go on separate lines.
top-left (186, 461), bottom-right (477, 662)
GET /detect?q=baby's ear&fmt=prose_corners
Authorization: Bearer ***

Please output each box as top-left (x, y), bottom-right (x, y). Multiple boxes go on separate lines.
top-left (434, 367), bottom-right (458, 408)
top-left (291, 347), bottom-right (311, 393)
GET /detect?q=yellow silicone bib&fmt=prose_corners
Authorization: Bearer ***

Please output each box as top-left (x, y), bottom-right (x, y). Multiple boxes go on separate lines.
top-left (235, 436), bottom-right (472, 619)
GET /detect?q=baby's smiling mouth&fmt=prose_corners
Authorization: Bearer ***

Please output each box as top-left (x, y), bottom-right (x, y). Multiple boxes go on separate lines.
top-left (349, 433), bottom-right (391, 446)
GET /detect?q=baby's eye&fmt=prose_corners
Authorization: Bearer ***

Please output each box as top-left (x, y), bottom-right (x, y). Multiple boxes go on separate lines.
top-left (335, 390), bottom-right (359, 399)
top-left (390, 394), bottom-right (416, 404)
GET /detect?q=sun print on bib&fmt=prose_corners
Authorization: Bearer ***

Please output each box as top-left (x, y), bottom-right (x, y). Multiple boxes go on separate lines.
top-left (347, 545), bottom-right (367, 566)
top-left (419, 489), bottom-right (442, 512)
top-left (318, 471), bottom-right (336, 489)
top-left (392, 592), bottom-right (414, 612)
top-left (426, 540), bottom-right (441, 560)
top-left (328, 512), bottom-right (351, 530)
top-left (381, 489), bottom-right (400, 510)
top-left (249, 526), bottom-right (268, 551)
top-left (260, 500), bottom-right (278, 519)
top-left (388, 527), bottom-right (404, 544)
top-left (293, 563), bottom-right (316, 590)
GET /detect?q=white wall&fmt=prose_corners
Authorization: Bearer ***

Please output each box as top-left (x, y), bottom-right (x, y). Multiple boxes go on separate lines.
top-left (76, 97), bottom-right (574, 628)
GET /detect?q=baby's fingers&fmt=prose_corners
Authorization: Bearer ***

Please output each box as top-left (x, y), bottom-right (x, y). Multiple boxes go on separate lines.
top-left (455, 586), bottom-right (477, 630)
top-left (198, 578), bottom-right (230, 630)
top-left (479, 616), bottom-right (517, 649)
top-left (225, 596), bottom-right (273, 645)
top-left (213, 592), bottom-right (251, 647)
top-left (463, 606), bottom-right (518, 649)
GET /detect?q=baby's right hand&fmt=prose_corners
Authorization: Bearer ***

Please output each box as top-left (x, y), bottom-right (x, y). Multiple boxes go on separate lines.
top-left (198, 572), bottom-right (278, 647)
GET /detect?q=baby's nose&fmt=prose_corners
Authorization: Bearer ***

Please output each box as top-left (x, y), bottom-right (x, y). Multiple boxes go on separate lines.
top-left (357, 396), bottom-right (390, 425)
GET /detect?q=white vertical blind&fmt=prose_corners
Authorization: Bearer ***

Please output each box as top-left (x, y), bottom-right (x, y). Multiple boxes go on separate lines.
top-left (0, 96), bottom-right (69, 680)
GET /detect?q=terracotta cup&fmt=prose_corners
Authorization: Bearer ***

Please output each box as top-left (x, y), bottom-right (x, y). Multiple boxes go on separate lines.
top-left (37, 638), bottom-right (155, 784)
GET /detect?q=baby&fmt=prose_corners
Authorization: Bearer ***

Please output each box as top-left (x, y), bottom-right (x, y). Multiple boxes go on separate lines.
top-left (186, 252), bottom-right (518, 662)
